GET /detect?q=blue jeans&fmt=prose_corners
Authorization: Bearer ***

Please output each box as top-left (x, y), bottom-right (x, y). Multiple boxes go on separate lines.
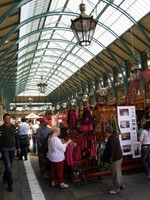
top-left (141, 147), bottom-right (150, 176)
top-left (2, 150), bottom-right (15, 186)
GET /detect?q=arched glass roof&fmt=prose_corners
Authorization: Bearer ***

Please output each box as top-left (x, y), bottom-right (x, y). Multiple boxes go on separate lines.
top-left (17, 0), bottom-right (149, 97)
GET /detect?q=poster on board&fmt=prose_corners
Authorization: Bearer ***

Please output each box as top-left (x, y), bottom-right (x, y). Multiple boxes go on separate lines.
top-left (132, 142), bottom-right (141, 158)
top-left (117, 106), bottom-right (140, 158)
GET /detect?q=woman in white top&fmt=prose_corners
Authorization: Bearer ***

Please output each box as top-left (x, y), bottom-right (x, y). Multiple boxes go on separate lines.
top-left (139, 121), bottom-right (150, 179)
top-left (47, 126), bottom-right (71, 188)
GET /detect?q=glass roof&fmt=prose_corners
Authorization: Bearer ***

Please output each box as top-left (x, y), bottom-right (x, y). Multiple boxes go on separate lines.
top-left (18, 0), bottom-right (150, 96)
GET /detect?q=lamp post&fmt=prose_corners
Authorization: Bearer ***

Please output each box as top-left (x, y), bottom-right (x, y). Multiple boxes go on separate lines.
top-left (37, 76), bottom-right (47, 93)
top-left (71, 3), bottom-right (97, 46)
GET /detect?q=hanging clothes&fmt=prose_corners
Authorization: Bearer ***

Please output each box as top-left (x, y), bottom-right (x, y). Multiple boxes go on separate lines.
top-left (67, 109), bottom-right (78, 129)
top-left (80, 106), bottom-right (93, 132)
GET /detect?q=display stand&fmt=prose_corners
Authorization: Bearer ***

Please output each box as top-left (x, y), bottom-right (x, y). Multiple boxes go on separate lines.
top-left (70, 156), bottom-right (142, 182)
top-left (68, 105), bottom-right (143, 182)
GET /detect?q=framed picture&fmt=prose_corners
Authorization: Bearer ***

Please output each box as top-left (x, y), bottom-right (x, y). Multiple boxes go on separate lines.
top-left (119, 108), bottom-right (129, 117)
top-left (121, 132), bottom-right (131, 141)
top-left (132, 142), bottom-right (141, 158)
top-left (120, 120), bottom-right (130, 129)
top-left (121, 144), bottom-right (132, 155)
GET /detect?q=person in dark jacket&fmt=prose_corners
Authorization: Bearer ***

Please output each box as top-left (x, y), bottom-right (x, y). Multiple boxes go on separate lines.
top-left (0, 113), bottom-right (20, 192)
top-left (102, 125), bottom-right (124, 194)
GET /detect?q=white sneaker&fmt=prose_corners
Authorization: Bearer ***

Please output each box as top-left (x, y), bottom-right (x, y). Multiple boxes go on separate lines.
top-left (108, 188), bottom-right (120, 194)
top-left (60, 183), bottom-right (69, 189)
top-left (52, 181), bottom-right (58, 187)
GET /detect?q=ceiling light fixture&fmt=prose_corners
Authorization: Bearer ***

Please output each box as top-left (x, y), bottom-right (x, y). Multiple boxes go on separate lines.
top-left (130, 62), bottom-right (141, 79)
top-left (71, 3), bottom-right (97, 46)
top-left (37, 76), bottom-right (47, 93)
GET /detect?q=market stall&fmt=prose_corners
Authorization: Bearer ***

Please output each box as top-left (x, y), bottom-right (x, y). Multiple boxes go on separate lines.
top-left (64, 105), bottom-right (143, 182)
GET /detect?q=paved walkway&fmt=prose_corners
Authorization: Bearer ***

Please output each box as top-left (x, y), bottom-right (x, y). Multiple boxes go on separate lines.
top-left (0, 154), bottom-right (150, 200)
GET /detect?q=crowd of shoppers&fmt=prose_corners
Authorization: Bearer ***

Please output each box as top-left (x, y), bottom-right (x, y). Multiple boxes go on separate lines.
top-left (0, 113), bottom-right (125, 193)
top-left (1, 110), bottom-right (150, 195)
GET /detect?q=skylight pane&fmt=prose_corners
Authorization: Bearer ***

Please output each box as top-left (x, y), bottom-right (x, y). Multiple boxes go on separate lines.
top-left (17, 0), bottom-right (150, 97)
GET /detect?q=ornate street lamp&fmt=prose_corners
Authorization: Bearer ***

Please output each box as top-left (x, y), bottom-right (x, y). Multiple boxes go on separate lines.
top-left (37, 76), bottom-right (47, 93)
top-left (98, 87), bottom-right (107, 96)
top-left (70, 98), bottom-right (76, 105)
top-left (130, 62), bottom-right (141, 79)
top-left (82, 94), bottom-right (89, 102)
top-left (62, 102), bottom-right (67, 108)
top-left (71, 3), bottom-right (97, 46)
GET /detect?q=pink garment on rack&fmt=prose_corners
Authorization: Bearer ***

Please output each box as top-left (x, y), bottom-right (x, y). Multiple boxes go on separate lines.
top-left (67, 109), bottom-right (78, 129)
top-left (90, 137), bottom-right (97, 157)
top-left (73, 145), bottom-right (82, 161)
top-left (65, 145), bottom-right (74, 166)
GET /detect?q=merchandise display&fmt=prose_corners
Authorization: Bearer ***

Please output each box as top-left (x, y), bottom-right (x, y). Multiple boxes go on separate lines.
top-left (63, 105), bottom-right (143, 181)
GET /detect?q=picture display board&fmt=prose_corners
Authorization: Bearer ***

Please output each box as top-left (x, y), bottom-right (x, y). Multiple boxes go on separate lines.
top-left (117, 106), bottom-right (141, 158)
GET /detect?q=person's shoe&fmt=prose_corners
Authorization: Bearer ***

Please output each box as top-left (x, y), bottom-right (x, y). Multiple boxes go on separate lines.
top-left (52, 181), bottom-right (58, 187)
top-left (7, 185), bottom-right (13, 192)
top-left (60, 183), bottom-right (69, 189)
top-left (108, 188), bottom-right (120, 194)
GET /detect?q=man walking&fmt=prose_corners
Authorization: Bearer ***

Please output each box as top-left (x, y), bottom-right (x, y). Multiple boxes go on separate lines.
top-left (0, 113), bottom-right (20, 192)
top-left (18, 117), bottom-right (30, 160)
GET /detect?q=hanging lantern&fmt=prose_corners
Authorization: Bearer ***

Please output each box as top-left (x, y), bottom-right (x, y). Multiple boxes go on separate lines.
top-left (82, 94), bottom-right (89, 102)
top-left (130, 62), bottom-right (141, 79)
top-left (70, 99), bottom-right (76, 105)
top-left (99, 87), bottom-right (107, 96)
top-left (37, 76), bottom-right (47, 93)
top-left (71, 3), bottom-right (97, 46)
top-left (62, 102), bottom-right (67, 108)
